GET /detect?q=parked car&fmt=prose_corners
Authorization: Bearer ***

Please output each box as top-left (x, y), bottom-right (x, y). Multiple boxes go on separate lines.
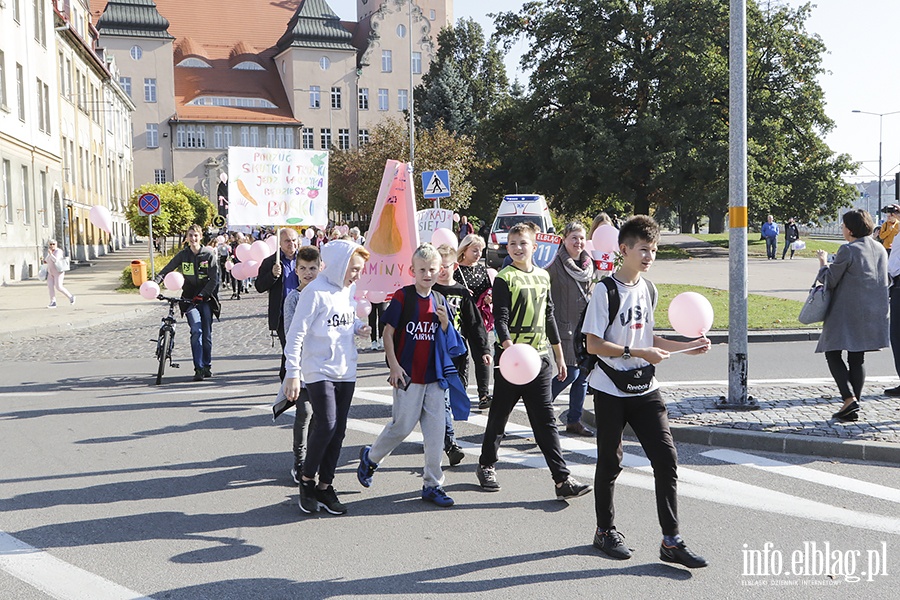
top-left (485, 195), bottom-right (555, 268)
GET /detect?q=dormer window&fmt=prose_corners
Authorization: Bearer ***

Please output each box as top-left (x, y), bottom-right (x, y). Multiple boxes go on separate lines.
top-left (177, 57), bottom-right (212, 68)
top-left (233, 61), bottom-right (265, 71)
top-left (187, 96), bottom-right (278, 109)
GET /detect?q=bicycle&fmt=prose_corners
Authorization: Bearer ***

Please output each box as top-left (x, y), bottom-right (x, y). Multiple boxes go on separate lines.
top-left (154, 295), bottom-right (191, 385)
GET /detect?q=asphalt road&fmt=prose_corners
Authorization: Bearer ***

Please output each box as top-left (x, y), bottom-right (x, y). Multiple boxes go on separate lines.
top-left (1, 296), bottom-right (899, 599)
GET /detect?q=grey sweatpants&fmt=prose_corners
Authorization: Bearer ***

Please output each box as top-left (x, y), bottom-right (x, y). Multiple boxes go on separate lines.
top-left (368, 382), bottom-right (446, 488)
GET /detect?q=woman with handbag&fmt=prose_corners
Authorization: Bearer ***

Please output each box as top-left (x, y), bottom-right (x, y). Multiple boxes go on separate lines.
top-left (44, 239), bottom-right (75, 308)
top-left (815, 209), bottom-right (889, 421)
top-left (456, 234), bottom-right (494, 410)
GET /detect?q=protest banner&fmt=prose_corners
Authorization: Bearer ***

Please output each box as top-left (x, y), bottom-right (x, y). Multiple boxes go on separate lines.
top-left (415, 208), bottom-right (454, 243)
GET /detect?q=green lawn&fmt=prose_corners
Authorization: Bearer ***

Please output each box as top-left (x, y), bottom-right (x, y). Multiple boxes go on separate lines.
top-left (655, 283), bottom-right (811, 330)
top-left (689, 233), bottom-right (845, 258)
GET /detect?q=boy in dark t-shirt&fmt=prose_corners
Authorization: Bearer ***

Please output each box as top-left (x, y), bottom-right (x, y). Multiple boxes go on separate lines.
top-left (433, 244), bottom-right (492, 466)
top-left (357, 244), bottom-right (455, 507)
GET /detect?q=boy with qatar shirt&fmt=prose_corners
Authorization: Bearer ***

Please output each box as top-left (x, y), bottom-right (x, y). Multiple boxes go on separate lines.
top-left (357, 243), bottom-right (457, 507)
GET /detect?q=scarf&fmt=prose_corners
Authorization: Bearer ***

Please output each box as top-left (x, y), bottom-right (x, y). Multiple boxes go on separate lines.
top-left (557, 247), bottom-right (594, 284)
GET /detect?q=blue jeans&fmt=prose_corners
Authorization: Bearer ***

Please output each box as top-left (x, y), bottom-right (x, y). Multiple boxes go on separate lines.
top-left (185, 301), bottom-right (213, 370)
top-left (551, 365), bottom-right (588, 425)
top-left (765, 237), bottom-right (777, 259)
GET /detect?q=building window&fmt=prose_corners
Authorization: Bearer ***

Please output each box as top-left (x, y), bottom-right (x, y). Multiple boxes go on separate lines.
top-left (0, 52), bottom-right (6, 109)
top-left (65, 59), bottom-right (72, 98)
top-left (285, 128), bottom-right (294, 148)
top-left (213, 126), bottom-right (223, 149)
top-left (62, 137), bottom-right (69, 182)
top-left (320, 57), bottom-right (330, 71)
top-left (301, 127), bottom-right (314, 149)
top-left (34, 0), bottom-right (46, 46)
top-left (16, 63), bottom-right (25, 121)
top-left (382, 50), bottom-right (392, 72)
top-left (276, 127), bottom-right (286, 148)
top-left (144, 78), bottom-right (157, 103)
top-left (398, 89), bottom-right (409, 112)
top-left (233, 61), bottom-right (265, 71)
top-left (412, 52), bottom-right (422, 75)
top-left (147, 124), bottom-right (159, 148)
top-left (331, 87), bottom-right (342, 109)
top-left (358, 88), bottom-right (369, 110)
top-left (36, 79), bottom-right (45, 132)
top-left (2, 160), bottom-right (11, 223)
top-left (267, 127), bottom-right (276, 147)
top-left (378, 88), bottom-right (389, 111)
top-left (131, 46), bottom-right (143, 61)
top-left (40, 170), bottom-right (48, 227)
top-left (396, 24), bottom-right (407, 38)
top-left (21, 166), bottom-right (30, 225)
top-left (119, 77), bottom-right (131, 97)
top-left (309, 86), bottom-right (320, 109)
top-left (320, 128), bottom-right (331, 149)
top-left (358, 129), bottom-right (370, 146)
top-left (154, 169), bottom-right (166, 184)
top-left (176, 124), bottom-right (185, 148)
top-left (338, 129), bottom-right (350, 150)
top-left (13, 0), bottom-right (21, 22)
top-left (240, 126), bottom-right (249, 146)
top-left (176, 58), bottom-right (212, 68)
top-left (197, 125), bottom-right (206, 148)
top-left (179, 125), bottom-right (206, 148)
top-left (43, 83), bottom-right (50, 133)
top-left (249, 126), bottom-right (259, 146)
top-left (430, 9), bottom-right (436, 20)
top-left (223, 126), bottom-right (233, 147)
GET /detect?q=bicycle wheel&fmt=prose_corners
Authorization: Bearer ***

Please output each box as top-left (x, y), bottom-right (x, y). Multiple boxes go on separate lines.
top-left (156, 329), bottom-right (171, 385)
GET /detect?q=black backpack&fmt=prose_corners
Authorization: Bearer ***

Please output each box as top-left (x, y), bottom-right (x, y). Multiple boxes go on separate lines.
top-left (573, 277), bottom-right (656, 372)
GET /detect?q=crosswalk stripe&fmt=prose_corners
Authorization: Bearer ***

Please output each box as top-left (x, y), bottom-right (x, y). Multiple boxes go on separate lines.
top-left (0, 531), bottom-right (153, 600)
top-left (701, 448), bottom-right (900, 504)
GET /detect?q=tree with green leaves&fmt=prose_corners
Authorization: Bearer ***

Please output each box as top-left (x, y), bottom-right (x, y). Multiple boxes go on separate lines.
top-left (125, 183), bottom-right (214, 251)
top-left (329, 119), bottom-right (478, 218)
top-left (489, 0), bottom-right (856, 230)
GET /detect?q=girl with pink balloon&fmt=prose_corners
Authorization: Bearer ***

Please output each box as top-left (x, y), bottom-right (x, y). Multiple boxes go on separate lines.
top-left (153, 224), bottom-right (221, 382)
top-left (475, 222), bottom-right (593, 502)
top-left (580, 215), bottom-right (709, 568)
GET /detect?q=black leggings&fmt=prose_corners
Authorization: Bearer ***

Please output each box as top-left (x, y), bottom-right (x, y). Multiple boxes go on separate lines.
top-left (303, 380), bottom-right (354, 485)
top-left (825, 350), bottom-right (865, 401)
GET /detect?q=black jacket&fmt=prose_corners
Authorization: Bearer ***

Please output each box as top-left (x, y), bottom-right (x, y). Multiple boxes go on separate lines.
top-left (255, 253), bottom-right (287, 331)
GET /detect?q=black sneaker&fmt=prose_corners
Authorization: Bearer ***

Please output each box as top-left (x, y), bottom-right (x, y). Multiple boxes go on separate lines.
top-left (886, 386), bottom-right (900, 397)
top-left (446, 445), bottom-right (465, 466)
top-left (593, 528), bottom-right (632, 560)
top-left (556, 477), bottom-right (593, 501)
top-left (298, 479), bottom-right (318, 514)
top-left (357, 446), bottom-right (378, 488)
top-left (478, 395), bottom-right (492, 410)
top-left (202, 367), bottom-right (212, 379)
top-left (290, 459), bottom-right (303, 485)
top-left (660, 540), bottom-right (708, 568)
top-left (314, 485), bottom-right (347, 515)
top-left (476, 464), bottom-right (501, 491)
top-left (832, 401), bottom-right (860, 421)
top-left (192, 368), bottom-right (204, 382)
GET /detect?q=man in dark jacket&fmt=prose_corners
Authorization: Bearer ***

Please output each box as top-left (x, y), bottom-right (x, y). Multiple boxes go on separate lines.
top-left (255, 228), bottom-right (300, 380)
top-left (154, 224), bottom-right (221, 381)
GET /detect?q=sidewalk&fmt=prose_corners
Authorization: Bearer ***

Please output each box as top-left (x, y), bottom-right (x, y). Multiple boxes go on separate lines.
top-left (0, 241), bottom-right (157, 342)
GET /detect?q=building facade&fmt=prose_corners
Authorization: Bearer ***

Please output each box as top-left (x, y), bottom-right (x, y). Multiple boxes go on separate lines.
top-left (91, 0), bottom-right (451, 212)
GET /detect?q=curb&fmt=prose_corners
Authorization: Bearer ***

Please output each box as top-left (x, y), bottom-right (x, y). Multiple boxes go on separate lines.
top-left (581, 410), bottom-right (900, 465)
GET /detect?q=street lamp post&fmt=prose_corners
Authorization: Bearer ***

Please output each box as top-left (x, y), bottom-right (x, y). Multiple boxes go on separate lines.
top-left (852, 109), bottom-right (900, 216)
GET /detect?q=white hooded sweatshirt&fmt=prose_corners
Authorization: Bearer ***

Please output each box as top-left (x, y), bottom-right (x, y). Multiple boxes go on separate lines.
top-left (284, 239), bottom-right (367, 383)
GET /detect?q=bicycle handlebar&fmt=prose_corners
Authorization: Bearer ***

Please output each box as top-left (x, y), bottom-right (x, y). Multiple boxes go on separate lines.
top-left (156, 294), bottom-right (197, 307)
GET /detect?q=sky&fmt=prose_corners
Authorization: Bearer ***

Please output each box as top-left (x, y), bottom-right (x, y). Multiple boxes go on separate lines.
top-left (330, 1), bottom-right (900, 184)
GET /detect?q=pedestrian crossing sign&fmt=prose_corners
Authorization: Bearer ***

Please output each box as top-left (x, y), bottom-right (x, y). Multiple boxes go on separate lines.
top-left (421, 170), bottom-right (451, 199)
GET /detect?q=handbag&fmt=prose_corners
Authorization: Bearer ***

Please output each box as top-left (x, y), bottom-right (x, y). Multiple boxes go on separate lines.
top-left (57, 256), bottom-right (71, 272)
top-left (595, 358), bottom-right (656, 394)
top-left (792, 240), bottom-right (806, 251)
top-left (798, 277), bottom-right (830, 324)
top-left (38, 265), bottom-right (48, 281)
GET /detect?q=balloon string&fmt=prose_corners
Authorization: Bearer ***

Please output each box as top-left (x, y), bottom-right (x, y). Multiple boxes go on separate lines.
top-left (669, 344), bottom-right (710, 355)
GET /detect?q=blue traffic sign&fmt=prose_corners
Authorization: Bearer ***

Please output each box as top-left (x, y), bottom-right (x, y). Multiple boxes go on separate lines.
top-left (421, 170), bottom-right (451, 199)
top-left (138, 193), bottom-right (161, 216)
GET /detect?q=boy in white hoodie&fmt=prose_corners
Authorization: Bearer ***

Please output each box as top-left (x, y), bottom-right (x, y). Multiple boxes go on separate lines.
top-left (284, 240), bottom-right (371, 515)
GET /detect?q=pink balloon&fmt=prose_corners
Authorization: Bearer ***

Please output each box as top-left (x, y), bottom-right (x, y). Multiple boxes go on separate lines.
top-left (583, 240), bottom-right (595, 253)
top-left (89, 205), bottom-right (113, 235)
top-left (216, 235), bottom-right (225, 244)
top-left (235, 243), bottom-right (253, 262)
top-left (250, 240), bottom-right (270, 262)
top-left (224, 260), bottom-right (234, 272)
top-left (668, 292), bottom-right (714, 337)
top-left (487, 268), bottom-right (498, 283)
top-left (591, 224), bottom-right (620, 254)
top-left (265, 235), bottom-right (278, 252)
top-left (139, 280), bottom-right (160, 300)
top-left (305, 228), bottom-right (315, 239)
top-left (453, 213), bottom-right (461, 223)
top-left (499, 343), bottom-right (541, 385)
top-left (163, 271), bottom-right (184, 292)
top-left (431, 227), bottom-right (458, 249)
top-left (231, 262), bottom-right (248, 280)
top-left (356, 298), bottom-right (372, 319)
top-left (244, 260), bottom-right (260, 278)
top-left (339, 225), bottom-right (350, 236)
top-left (367, 290), bottom-right (387, 304)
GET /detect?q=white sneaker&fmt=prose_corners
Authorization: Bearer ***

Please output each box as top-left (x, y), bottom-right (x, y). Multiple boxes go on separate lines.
top-left (70, 296), bottom-right (76, 305)
top-left (48, 302), bottom-right (57, 309)
top-left (370, 340), bottom-right (379, 351)
top-left (376, 339), bottom-right (384, 350)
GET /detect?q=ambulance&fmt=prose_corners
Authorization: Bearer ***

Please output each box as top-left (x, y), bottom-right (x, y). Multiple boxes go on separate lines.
top-left (485, 194), bottom-right (555, 268)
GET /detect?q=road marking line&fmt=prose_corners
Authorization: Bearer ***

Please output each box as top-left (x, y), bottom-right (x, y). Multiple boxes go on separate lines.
top-left (701, 448), bottom-right (900, 504)
top-left (0, 531), bottom-right (153, 600)
top-left (661, 375), bottom-right (897, 387)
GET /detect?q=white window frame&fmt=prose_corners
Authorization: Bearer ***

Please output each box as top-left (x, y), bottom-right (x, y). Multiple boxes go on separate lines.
top-left (382, 50), bottom-right (392, 73)
top-left (213, 126), bottom-right (223, 149)
top-left (249, 126), bottom-right (259, 147)
top-left (378, 88), bottom-right (389, 111)
top-left (320, 128), bottom-right (331, 150)
top-left (358, 87), bottom-right (369, 110)
top-left (223, 126), bottom-right (233, 147)
top-left (398, 89), bottom-right (409, 112)
top-left (309, 86), bottom-right (321, 109)
top-left (331, 87), bottom-right (342, 110)
top-left (146, 123), bottom-right (159, 148)
top-left (412, 52), bottom-right (422, 75)
top-left (144, 78), bottom-right (157, 103)
top-left (358, 129), bottom-right (370, 146)
top-left (2, 160), bottom-right (12, 224)
top-left (154, 169), bottom-right (166, 184)
top-left (338, 128), bottom-right (350, 150)
top-left (301, 127), bottom-right (314, 149)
